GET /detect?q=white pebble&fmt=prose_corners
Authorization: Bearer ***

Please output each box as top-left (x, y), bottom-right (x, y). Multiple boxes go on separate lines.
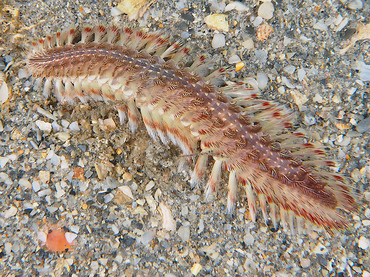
top-left (56, 132), bottom-right (71, 142)
top-left (282, 76), bottom-right (295, 88)
top-left (313, 93), bottom-right (323, 103)
top-left (358, 236), bottom-right (369, 250)
top-left (0, 157), bottom-right (10, 168)
top-left (4, 206), bottom-right (17, 218)
top-left (32, 181), bottom-right (41, 192)
top-left (242, 37), bottom-right (254, 49)
top-left (61, 119), bottom-right (70, 128)
top-left (18, 69), bottom-right (29, 79)
top-left (69, 121), bottom-right (80, 131)
top-left (19, 178), bottom-right (32, 189)
top-left (118, 185), bottom-right (134, 199)
top-left (283, 36), bottom-right (292, 46)
top-left (38, 188), bottom-right (52, 197)
top-left (65, 232), bottom-right (78, 244)
top-left (257, 73), bottom-right (268, 90)
top-left (252, 16), bottom-right (263, 27)
top-left (70, 225), bottom-right (80, 234)
top-left (145, 180), bottom-right (155, 191)
top-left (348, 0), bottom-right (363, 10)
top-left (159, 203), bottom-right (176, 231)
top-left (224, 1), bottom-right (248, 12)
top-left (335, 135), bottom-right (351, 146)
top-left (365, 208), bottom-right (370, 218)
top-left (313, 20), bottom-right (328, 32)
top-left (354, 61), bottom-right (370, 81)
top-left (297, 68), bottom-right (306, 81)
top-left (90, 261), bottom-right (99, 271)
top-left (304, 113), bottom-right (316, 126)
top-left (140, 230), bottom-right (156, 245)
top-left (212, 33), bottom-right (225, 49)
top-left (300, 257), bottom-right (311, 268)
top-left (0, 77), bottom-right (9, 104)
top-left (178, 226), bottom-right (190, 242)
top-left (111, 7), bottom-right (123, 17)
top-left (243, 233), bottom-right (254, 246)
top-left (198, 218), bottom-right (204, 234)
top-left (104, 193), bottom-right (114, 203)
top-left (335, 17), bottom-right (349, 32)
top-left (278, 86), bottom-right (285, 94)
top-left (4, 242), bottom-right (12, 255)
top-left (35, 120), bottom-right (52, 133)
top-left (258, 1), bottom-right (274, 20)
top-left (228, 55), bottom-right (241, 64)
top-left (283, 65), bottom-right (296, 75)
top-left (37, 231), bottom-right (47, 243)
top-left (110, 224), bottom-right (119, 235)
top-left (115, 255), bottom-right (123, 264)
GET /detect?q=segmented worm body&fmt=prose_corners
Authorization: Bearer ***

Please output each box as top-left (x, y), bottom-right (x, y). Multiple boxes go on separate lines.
top-left (27, 25), bottom-right (357, 233)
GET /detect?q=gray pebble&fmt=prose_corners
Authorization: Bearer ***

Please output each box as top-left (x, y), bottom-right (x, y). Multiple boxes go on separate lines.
top-left (304, 113), bottom-right (317, 126)
top-left (356, 117), bottom-right (370, 133)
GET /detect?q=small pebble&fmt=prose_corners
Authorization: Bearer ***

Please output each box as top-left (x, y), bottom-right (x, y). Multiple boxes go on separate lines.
top-left (348, 0), bottom-right (363, 10)
top-left (39, 170), bottom-right (50, 183)
top-left (224, 2), bottom-right (248, 12)
top-left (35, 120), bottom-right (52, 133)
top-left (140, 230), bottom-right (156, 245)
top-left (212, 33), bottom-right (225, 48)
top-left (358, 236), bottom-right (369, 250)
top-left (283, 65), bottom-right (296, 75)
top-left (204, 14), bottom-right (229, 32)
top-left (228, 55), bottom-right (241, 64)
top-left (243, 233), bottom-right (254, 246)
top-left (178, 226), bottom-right (190, 241)
top-left (253, 16), bottom-right (263, 27)
top-left (4, 55), bottom-right (12, 63)
top-left (191, 263), bottom-right (202, 276)
top-left (242, 37), bottom-right (254, 49)
top-left (258, 1), bottom-right (274, 20)
top-left (17, 69), bottom-right (29, 79)
top-left (313, 93), bottom-right (323, 103)
top-left (32, 181), bottom-right (41, 192)
top-left (19, 178), bottom-right (32, 189)
top-left (0, 76), bottom-right (9, 104)
top-left (69, 121), bottom-right (80, 131)
top-left (300, 257), bottom-right (311, 268)
top-left (180, 31), bottom-right (189, 38)
top-left (145, 180), bottom-right (155, 191)
top-left (365, 208), bottom-right (370, 218)
top-left (4, 206), bottom-right (17, 218)
top-left (313, 20), bottom-right (328, 31)
top-left (297, 68), bottom-right (306, 81)
top-left (257, 73), bottom-right (268, 90)
top-left (356, 117), bottom-right (370, 133)
top-left (304, 113), bottom-right (316, 126)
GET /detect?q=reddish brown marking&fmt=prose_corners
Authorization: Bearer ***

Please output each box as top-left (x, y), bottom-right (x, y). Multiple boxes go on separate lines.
top-left (212, 117), bottom-right (225, 128)
top-left (239, 114), bottom-right (251, 125)
top-left (217, 93), bottom-right (228, 103)
top-left (223, 128), bottom-right (237, 138)
top-left (236, 137), bottom-right (248, 148)
top-left (228, 102), bottom-right (241, 113)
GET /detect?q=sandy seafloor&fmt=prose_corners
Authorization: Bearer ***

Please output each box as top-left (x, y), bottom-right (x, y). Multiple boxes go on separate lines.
top-left (1, 0), bottom-right (370, 276)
